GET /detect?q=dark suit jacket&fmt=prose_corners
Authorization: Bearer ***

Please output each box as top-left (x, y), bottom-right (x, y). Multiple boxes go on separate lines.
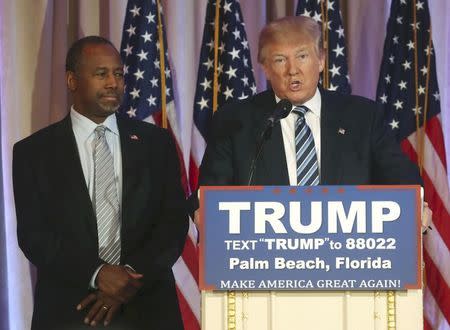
top-left (13, 114), bottom-right (188, 330)
top-left (199, 89), bottom-right (422, 187)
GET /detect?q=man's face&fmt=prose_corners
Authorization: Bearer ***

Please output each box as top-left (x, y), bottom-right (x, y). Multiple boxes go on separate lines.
top-left (262, 32), bottom-right (324, 105)
top-left (67, 43), bottom-right (124, 123)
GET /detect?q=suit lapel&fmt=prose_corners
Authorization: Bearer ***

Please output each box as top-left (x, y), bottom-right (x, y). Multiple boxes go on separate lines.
top-left (320, 91), bottom-right (344, 184)
top-left (117, 117), bottom-right (144, 240)
top-left (252, 91), bottom-right (290, 185)
top-left (53, 116), bottom-right (98, 238)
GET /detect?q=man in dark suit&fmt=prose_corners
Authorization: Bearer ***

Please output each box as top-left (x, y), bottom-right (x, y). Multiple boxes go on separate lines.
top-left (13, 36), bottom-right (187, 329)
top-left (199, 16), bottom-right (422, 189)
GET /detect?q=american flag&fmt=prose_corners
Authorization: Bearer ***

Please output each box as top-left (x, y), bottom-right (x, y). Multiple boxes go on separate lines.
top-left (190, 0), bottom-right (257, 189)
top-left (296, 0), bottom-right (351, 93)
top-left (376, 0), bottom-right (450, 329)
top-left (119, 1), bottom-right (200, 329)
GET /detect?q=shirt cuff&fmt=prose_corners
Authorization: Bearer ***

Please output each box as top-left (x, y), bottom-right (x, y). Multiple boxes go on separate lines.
top-left (89, 264), bottom-right (105, 289)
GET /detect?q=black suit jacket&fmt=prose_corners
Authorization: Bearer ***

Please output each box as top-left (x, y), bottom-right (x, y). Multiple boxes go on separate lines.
top-left (199, 89), bottom-right (421, 187)
top-left (13, 114), bottom-right (188, 330)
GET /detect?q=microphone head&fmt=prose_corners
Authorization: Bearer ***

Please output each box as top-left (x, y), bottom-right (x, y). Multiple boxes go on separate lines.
top-left (275, 99), bottom-right (293, 120)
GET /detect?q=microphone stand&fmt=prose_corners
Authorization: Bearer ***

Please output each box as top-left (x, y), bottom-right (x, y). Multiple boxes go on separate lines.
top-left (247, 125), bottom-right (273, 185)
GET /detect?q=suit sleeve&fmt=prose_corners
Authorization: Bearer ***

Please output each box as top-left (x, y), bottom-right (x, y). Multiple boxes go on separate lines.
top-left (13, 141), bottom-right (103, 288)
top-left (369, 105), bottom-right (423, 184)
top-left (124, 131), bottom-right (188, 287)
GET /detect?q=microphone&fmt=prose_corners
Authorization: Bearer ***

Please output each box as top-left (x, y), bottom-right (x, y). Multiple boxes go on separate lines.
top-left (247, 99), bottom-right (293, 185)
top-left (265, 99), bottom-right (293, 128)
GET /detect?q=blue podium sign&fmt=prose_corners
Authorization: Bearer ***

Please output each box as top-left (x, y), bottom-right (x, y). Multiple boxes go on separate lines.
top-left (199, 186), bottom-right (422, 291)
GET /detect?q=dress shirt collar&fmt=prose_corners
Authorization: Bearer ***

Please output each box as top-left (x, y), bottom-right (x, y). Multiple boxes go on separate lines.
top-left (274, 87), bottom-right (321, 118)
top-left (70, 106), bottom-right (119, 138)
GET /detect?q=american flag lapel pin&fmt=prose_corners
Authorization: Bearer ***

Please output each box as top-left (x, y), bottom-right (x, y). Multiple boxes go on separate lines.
top-left (130, 134), bottom-right (139, 140)
top-left (338, 128), bottom-right (346, 135)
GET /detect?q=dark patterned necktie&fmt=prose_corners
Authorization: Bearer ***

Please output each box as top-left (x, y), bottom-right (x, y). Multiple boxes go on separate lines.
top-left (293, 106), bottom-right (320, 186)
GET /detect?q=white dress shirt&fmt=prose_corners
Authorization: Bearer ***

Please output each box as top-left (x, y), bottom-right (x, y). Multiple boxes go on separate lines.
top-left (278, 88), bottom-right (322, 185)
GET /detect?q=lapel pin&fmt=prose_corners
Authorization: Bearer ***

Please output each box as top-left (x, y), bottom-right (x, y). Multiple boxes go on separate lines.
top-left (338, 128), bottom-right (346, 135)
top-left (130, 134), bottom-right (139, 140)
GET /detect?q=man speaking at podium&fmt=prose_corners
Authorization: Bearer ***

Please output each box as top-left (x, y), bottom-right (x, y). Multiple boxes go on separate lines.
top-left (198, 15), bottom-right (421, 189)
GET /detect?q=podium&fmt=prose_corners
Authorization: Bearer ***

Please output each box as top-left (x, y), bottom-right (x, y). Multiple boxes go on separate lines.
top-left (199, 186), bottom-right (423, 330)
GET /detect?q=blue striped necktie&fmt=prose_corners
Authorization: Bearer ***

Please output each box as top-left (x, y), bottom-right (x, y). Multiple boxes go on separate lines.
top-left (293, 106), bottom-right (320, 186)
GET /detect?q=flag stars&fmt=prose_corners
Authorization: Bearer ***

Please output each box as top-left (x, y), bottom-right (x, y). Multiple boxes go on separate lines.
top-left (222, 22), bottom-right (229, 34)
top-left (328, 83), bottom-right (338, 91)
top-left (123, 65), bottom-right (129, 74)
top-left (301, 8), bottom-right (312, 17)
top-left (141, 31), bottom-right (152, 43)
top-left (336, 26), bottom-right (344, 38)
top-left (407, 40), bottom-right (415, 50)
top-left (225, 66), bottom-right (237, 79)
top-left (385, 74), bottom-right (391, 84)
top-left (203, 58), bottom-right (214, 70)
top-left (126, 25), bottom-right (136, 37)
top-left (153, 59), bottom-right (160, 69)
top-left (197, 97), bottom-right (209, 110)
top-left (412, 106), bottom-right (422, 115)
top-left (243, 56), bottom-right (249, 67)
top-left (328, 1), bottom-right (335, 11)
top-left (133, 68), bottom-right (144, 81)
top-left (416, 1), bottom-right (424, 10)
top-left (398, 80), bottom-right (407, 90)
top-left (130, 88), bottom-right (140, 99)
top-left (312, 11), bottom-right (322, 22)
top-left (420, 66), bottom-right (428, 75)
top-left (137, 50), bottom-right (148, 62)
top-left (410, 22), bottom-right (420, 30)
top-left (235, 12), bottom-right (240, 22)
top-left (389, 119), bottom-right (399, 129)
top-left (241, 75), bottom-right (249, 86)
top-left (123, 44), bottom-right (133, 57)
top-left (150, 76), bottom-right (158, 87)
top-left (156, 41), bottom-right (160, 50)
top-left (218, 42), bottom-right (225, 54)
top-left (329, 64), bottom-right (341, 77)
top-left (332, 44), bottom-right (344, 57)
top-left (379, 94), bottom-right (388, 104)
top-left (402, 60), bottom-right (411, 70)
top-left (393, 100), bottom-right (403, 110)
top-left (389, 55), bottom-right (395, 64)
top-left (166, 87), bottom-right (171, 96)
top-left (238, 92), bottom-right (248, 100)
top-left (241, 38), bottom-right (249, 49)
top-left (232, 28), bottom-right (241, 40)
top-left (200, 77), bottom-right (212, 91)
top-left (425, 45), bottom-right (433, 55)
top-left (433, 91), bottom-right (440, 101)
top-left (206, 40), bottom-right (214, 51)
top-left (223, 1), bottom-right (232, 13)
top-left (146, 12), bottom-right (155, 23)
top-left (418, 85), bottom-right (425, 94)
top-left (250, 83), bottom-right (257, 95)
top-left (129, 5), bottom-right (141, 17)
top-left (165, 68), bottom-right (171, 78)
top-left (400, 0), bottom-right (407, 4)
top-left (147, 95), bottom-right (157, 106)
top-left (396, 16), bottom-right (403, 24)
top-left (393, 35), bottom-right (399, 44)
top-left (228, 47), bottom-right (240, 60)
top-left (127, 107), bottom-right (137, 118)
top-left (223, 86), bottom-right (234, 100)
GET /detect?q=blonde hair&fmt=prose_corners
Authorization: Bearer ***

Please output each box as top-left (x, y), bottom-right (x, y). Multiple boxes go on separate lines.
top-left (258, 16), bottom-right (323, 64)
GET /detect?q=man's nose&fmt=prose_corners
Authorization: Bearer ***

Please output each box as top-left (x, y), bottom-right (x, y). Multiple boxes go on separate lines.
top-left (105, 73), bottom-right (118, 88)
top-left (287, 58), bottom-right (299, 75)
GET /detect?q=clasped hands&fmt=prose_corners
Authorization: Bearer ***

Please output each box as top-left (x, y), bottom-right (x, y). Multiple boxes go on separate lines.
top-left (77, 264), bottom-right (143, 327)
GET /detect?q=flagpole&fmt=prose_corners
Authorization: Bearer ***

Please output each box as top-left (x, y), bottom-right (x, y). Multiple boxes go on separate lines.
top-left (156, 0), bottom-right (167, 128)
top-left (213, 0), bottom-right (221, 112)
top-left (320, 0), bottom-right (329, 89)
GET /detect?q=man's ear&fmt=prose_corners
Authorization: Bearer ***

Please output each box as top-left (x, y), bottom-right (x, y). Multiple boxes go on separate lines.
top-left (66, 71), bottom-right (77, 91)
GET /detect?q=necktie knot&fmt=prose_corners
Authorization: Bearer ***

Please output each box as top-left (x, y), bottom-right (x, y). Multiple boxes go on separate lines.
top-left (292, 106), bottom-right (309, 117)
top-left (95, 125), bottom-right (107, 137)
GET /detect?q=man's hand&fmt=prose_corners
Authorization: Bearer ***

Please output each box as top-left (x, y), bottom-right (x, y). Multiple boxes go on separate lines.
top-left (77, 291), bottom-right (121, 327)
top-left (96, 264), bottom-right (143, 303)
